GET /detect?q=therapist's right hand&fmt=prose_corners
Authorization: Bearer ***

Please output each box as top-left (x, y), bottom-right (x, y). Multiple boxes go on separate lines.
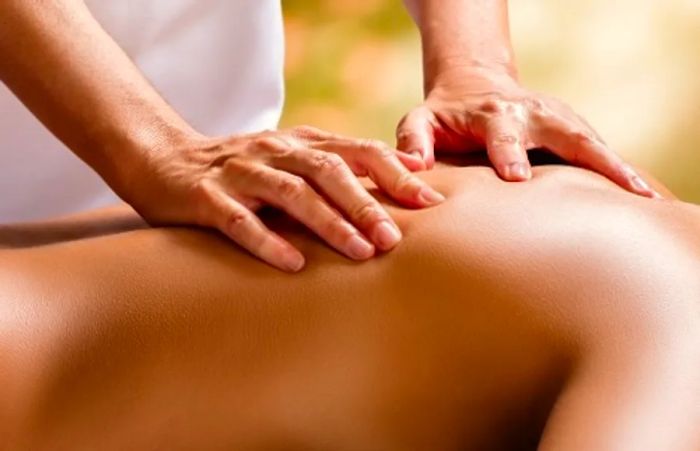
top-left (124, 126), bottom-right (445, 272)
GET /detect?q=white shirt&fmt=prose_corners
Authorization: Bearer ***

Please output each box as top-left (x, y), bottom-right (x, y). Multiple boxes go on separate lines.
top-left (0, 0), bottom-right (285, 222)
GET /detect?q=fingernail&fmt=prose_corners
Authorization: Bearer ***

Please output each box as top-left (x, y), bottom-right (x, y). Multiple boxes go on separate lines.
top-left (418, 187), bottom-right (445, 205)
top-left (506, 162), bottom-right (531, 181)
top-left (281, 252), bottom-right (305, 273)
top-left (631, 175), bottom-right (652, 194)
top-left (346, 234), bottom-right (374, 260)
top-left (372, 221), bottom-right (402, 250)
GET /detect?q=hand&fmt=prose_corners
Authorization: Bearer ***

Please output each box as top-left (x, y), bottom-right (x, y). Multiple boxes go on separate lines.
top-left (396, 66), bottom-right (661, 198)
top-left (120, 126), bottom-right (445, 272)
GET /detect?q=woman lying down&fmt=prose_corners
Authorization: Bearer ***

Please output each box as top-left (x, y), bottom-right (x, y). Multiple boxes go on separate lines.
top-left (0, 158), bottom-right (699, 451)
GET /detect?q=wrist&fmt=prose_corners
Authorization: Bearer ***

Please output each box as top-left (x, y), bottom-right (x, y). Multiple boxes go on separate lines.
top-left (424, 57), bottom-right (518, 97)
top-left (100, 121), bottom-right (206, 204)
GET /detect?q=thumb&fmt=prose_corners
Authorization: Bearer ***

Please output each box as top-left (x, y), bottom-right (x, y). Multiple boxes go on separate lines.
top-left (396, 107), bottom-right (436, 169)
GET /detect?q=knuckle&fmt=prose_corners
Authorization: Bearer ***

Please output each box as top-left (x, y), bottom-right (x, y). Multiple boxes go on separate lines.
top-left (376, 145), bottom-right (395, 160)
top-left (491, 133), bottom-right (520, 146)
top-left (225, 210), bottom-right (251, 235)
top-left (292, 125), bottom-right (322, 137)
top-left (351, 200), bottom-right (382, 225)
top-left (221, 157), bottom-right (247, 173)
top-left (320, 214), bottom-right (353, 240)
top-left (249, 136), bottom-right (280, 151)
top-left (480, 97), bottom-right (506, 114)
top-left (360, 140), bottom-right (394, 161)
top-left (359, 139), bottom-right (386, 155)
top-left (254, 136), bottom-right (297, 156)
top-left (309, 152), bottom-right (347, 176)
top-left (392, 171), bottom-right (418, 195)
top-left (275, 174), bottom-right (307, 200)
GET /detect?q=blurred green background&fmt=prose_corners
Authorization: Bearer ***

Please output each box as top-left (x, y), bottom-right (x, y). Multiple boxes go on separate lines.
top-left (281, 0), bottom-right (700, 202)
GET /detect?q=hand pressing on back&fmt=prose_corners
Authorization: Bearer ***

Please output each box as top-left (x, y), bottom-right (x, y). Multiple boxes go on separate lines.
top-left (122, 126), bottom-right (444, 272)
top-left (396, 65), bottom-right (662, 199)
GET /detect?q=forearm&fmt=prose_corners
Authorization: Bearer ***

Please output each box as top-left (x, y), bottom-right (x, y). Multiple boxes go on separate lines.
top-left (403, 0), bottom-right (517, 93)
top-left (0, 204), bottom-right (146, 249)
top-left (0, 0), bottom-right (201, 194)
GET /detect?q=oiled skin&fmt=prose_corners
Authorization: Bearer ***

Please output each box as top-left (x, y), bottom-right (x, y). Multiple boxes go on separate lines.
top-left (0, 164), bottom-right (698, 450)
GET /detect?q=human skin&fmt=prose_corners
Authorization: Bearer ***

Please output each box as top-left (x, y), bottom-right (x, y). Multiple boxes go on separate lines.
top-left (0, 1), bottom-right (444, 272)
top-left (0, 0), bottom-right (661, 272)
top-left (399, 0), bottom-right (660, 199)
top-left (1, 163), bottom-right (698, 450)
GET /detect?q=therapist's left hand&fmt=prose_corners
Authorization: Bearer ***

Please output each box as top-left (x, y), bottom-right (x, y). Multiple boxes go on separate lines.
top-left (395, 66), bottom-right (662, 198)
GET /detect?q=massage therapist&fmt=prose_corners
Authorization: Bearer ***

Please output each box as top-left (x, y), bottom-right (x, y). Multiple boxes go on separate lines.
top-left (0, 0), bottom-right (660, 271)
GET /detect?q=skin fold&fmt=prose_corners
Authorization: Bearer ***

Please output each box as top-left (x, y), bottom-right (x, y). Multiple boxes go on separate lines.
top-left (0, 162), bottom-right (698, 450)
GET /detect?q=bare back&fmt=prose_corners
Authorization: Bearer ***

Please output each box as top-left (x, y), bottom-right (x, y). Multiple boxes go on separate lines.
top-left (1, 163), bottom-right (699, 450)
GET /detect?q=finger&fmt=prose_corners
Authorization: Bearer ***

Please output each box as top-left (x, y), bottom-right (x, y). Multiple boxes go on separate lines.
top-left (396, 107), bottom-right (436, 168)
top-left (633, 166), bottom-right (676, 200)
top-left (243, 167), bottom-right (376, 261)
top-left (202, 184), bottom-right (305, 272)
top-left (323, 139), bottom-right (445, 209)
top-left (358, 140), bottom-right (446, 207)
top-left (395, 150), bottom-right (427, 172)
top-left (296, 125), bottom-right (425, 172)
top-left (538, 118), bottom-right (662, 199)
top-left (484, 115), bottom-right (531, 182)
top-left (272, 148), bottom-right (404, 251)
top-left (289, 124), bottom-right (333, 142)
